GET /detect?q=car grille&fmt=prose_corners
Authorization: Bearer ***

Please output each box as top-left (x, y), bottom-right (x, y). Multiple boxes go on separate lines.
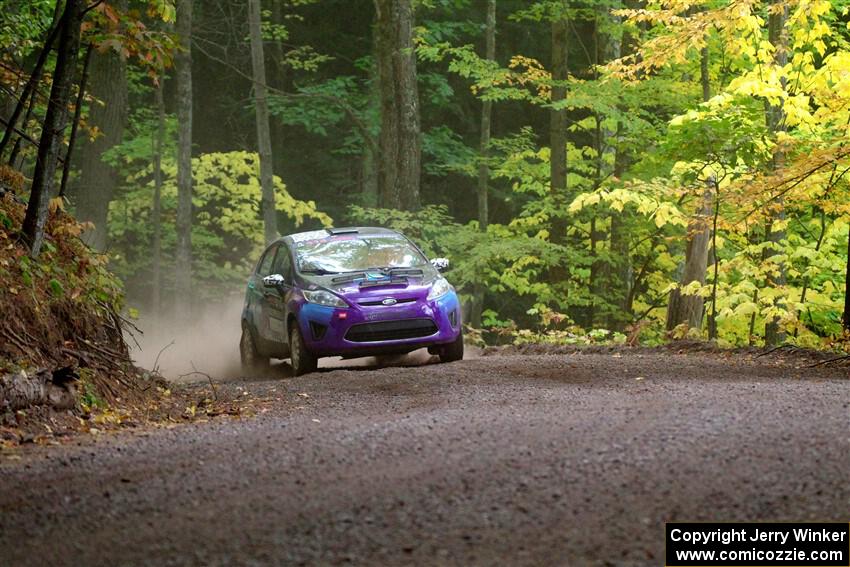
top-left (345, 318), bottom-right (438, 343)
top-left (357, 298), bottom-right (417, 307)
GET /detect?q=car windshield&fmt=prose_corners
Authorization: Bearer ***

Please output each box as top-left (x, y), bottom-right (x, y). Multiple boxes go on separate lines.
top-left (293, 234), bottom-right (428, 274)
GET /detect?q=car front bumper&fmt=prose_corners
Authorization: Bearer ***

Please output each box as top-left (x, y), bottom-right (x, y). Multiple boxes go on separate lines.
top-left (297, 291), bottom-right (461, 357)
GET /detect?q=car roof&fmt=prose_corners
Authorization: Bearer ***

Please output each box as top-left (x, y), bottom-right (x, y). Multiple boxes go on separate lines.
top-left (278, 227), bottom-right (402, 245)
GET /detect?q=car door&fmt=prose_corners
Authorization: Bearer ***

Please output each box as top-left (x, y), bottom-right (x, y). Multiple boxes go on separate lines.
top-left (249, 244), bottom-right (278, 346)
top-left (263, 244), bottom-right (294, 349)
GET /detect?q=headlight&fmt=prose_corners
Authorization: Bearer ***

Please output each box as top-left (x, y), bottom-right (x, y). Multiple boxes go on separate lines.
top-left (427, 277), bottom-right (451, 301)
top-left (302, 289), bottom-right (347, 308)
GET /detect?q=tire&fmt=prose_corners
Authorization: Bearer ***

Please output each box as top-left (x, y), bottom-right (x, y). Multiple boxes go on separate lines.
top-left (289, 322), bottom-right (318, 376)
top-left (439, 328), bottom-right (464, 363)
top-left (240, 324), bottom-right (269, 376)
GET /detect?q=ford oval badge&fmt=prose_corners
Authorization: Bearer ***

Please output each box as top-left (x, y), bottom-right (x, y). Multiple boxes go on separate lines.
top-left (382, 298), bottom-right (397, 306)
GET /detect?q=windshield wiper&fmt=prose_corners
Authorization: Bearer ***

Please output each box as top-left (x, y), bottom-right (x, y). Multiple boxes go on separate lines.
top-left (300, 268), bottom-right (339, 275)
top-left (331, 272), bottom-right (367, 283)
top-left (363, 266), bottom-right (424, 275)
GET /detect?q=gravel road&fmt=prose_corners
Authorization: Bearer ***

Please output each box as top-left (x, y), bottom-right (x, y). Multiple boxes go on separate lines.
top-left (1, 351), bottom-right (848, 566)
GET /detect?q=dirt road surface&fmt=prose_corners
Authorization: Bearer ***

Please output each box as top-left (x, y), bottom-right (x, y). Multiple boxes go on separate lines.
top-left (1, 351), bottom-right (848, 566)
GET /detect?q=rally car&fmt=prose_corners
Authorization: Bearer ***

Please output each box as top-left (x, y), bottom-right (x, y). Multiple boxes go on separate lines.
top-left (240, 227), bottom-right (463, 376)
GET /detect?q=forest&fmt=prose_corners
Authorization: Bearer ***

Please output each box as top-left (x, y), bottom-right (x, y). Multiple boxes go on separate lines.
top-left (2, 0), bottom-right (850, 351)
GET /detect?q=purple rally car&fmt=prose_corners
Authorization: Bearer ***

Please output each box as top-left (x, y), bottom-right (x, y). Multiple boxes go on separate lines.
top-left (240, 227), bottom-right (464, 376)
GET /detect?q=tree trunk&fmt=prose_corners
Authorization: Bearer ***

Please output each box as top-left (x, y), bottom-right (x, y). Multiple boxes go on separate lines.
top-left (375, 0), bottom-right (421, 211)
top-left (0, 368), bottom-right (78, 412)
top-left (477, 0), bottom-right (495, 231)
top-left (610, 141), bottom-right (632, 323)
top-left (666, 181), bottom-right (713, 331)
top-left (843, 223), bottom-right (850, 332)
top-left (549, 11), bottom-right (569, 241)
top-left (0, 0), bottom-right (63, 160)
top-left (707, 181), bottom-right (721, 340)
top-left (151, 72), bottom-right (166, 317)
top-left (763, 1), bottom-right (788, 346)
top-left (470, 0), bottom-right (496, 329)
top-left (268, 0), bottom-right (287, 177)
top-left (666, 45), bottom-right (713, 332)
top-left (608, 6), bottom-right (636, 326)
top-left (59, 43), bottom-right (93, 198)
top-left (21, 0), bottom-right (83, 257)
top-left (175, 0), bottom-right (194, 321)
top-left (358, 15), bottom-right (380, 206)
top-left (588, 10), bottom-right (618, 329)
top-left (248, 0), bottom-right (278, 245)
top-left (74, 0), bottom-right (129, 251)
top-left (8, 82), bottom-right (39, 170)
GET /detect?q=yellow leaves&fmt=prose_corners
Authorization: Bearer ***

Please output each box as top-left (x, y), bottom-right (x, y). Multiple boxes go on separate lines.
top-left (568, 185), bottom-right (687, 228)
top-left (756, 39), bottom-right (776, 64)
top-left (771, 217), bottom-right (790, 232)
top-left (678, 280), bottom-right (712, 298)
top-left (502, 55), bottom-right (551, 100)
top-left (669, 110), bottom-right (698, 127)
top-left (568, 192), bottom-right (601, 212)
top-left (91, 408), bottom-right (132, 426)
top-left (653, 202), bottom-right (687, 228)
top-left (784, 95), bottom-right (819, 126)
top-left (48, 197), bottom-right (65, 214)
top-left (53, 219), bottom-right (84, 238)
top-left (171, 150), bottom-right (331, 239)
top-left (734, 299), bottom-right (759, 317)
top-left (727, 73), bottom-right (785, 105)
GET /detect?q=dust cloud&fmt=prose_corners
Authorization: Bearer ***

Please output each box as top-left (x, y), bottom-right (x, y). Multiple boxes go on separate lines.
top-left (130, 295), bottom-right (245, 382)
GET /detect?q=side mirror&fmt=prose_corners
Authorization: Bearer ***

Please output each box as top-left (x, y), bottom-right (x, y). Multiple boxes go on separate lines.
top-left (430, 258), bottom-right (450, 273)
top-left (263, 273), bottom-right (285, 288)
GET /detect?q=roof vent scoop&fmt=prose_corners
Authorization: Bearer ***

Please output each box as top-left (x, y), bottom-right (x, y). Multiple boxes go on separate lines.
top-left (327, 228), bottom-right (359, 236)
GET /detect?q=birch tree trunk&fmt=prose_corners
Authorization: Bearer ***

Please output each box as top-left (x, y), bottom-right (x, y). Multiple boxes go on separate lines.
top-left (248, 0), bottom-right (278, 245)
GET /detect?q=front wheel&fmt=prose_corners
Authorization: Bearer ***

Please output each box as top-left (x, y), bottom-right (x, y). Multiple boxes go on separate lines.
top-left (289, 323), bottom-right (318, 376)
top-left (439, 329), bottom-right (464, 363)
top-left (240, 325), bottom-right (269, 376)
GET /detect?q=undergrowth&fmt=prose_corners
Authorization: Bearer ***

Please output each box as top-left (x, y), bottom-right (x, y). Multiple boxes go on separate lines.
top-left (0, 167), bottom-right (156, 413)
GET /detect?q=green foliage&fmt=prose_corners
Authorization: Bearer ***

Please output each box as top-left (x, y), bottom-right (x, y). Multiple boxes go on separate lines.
top-left (110, 151), bottom-right (332, 300)
top-left (80, 379), bottom-right (105, 411)
top-left (0, 0), bottom-right (55, 57)
top-left (422, 126), bottom-right (477, 176)
top-left (268, 77), bottom-right (367, 137)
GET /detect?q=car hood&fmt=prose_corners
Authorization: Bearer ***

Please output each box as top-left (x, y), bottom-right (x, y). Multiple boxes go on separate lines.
top-left (299, 267), bottom-right (442, 303)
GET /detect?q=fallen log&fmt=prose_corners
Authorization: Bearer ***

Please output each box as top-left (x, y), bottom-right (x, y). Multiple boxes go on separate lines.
top-left (1, 366), bottom-right (79, 411)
